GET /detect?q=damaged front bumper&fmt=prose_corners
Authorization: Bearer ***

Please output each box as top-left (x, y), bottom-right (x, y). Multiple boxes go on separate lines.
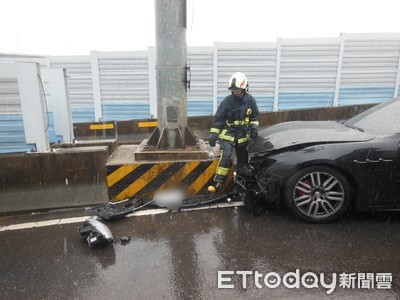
top-left (234, 165), bottom-right (283, 215)
top-left (92, 193), bottom-right (240, 221)
top-left (78, 190), bottom-right (242, 248)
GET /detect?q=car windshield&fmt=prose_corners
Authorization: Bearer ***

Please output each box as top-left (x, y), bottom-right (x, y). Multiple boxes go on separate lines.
top-left (344, 96), bottom-right (400, 135)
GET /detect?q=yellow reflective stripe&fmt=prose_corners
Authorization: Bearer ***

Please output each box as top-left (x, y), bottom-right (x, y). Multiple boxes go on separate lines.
top-left (138, 121), bottom-right (158, 128)
top-left (219, 135), bottom-right (235, 142)
top-left (216, 167), bottom-right (230, 176)
top-left (214, 149), bottom-right (224, 181)
top-left (226, 120), bottom-right (244, 126)
top-left (238, 136), bottom-right (249, 144)
top-left (210, 128), bottom-right (220, 134)
top-left (115, 163), bottom-right (172, 200)
top-left (90, 124), bottom-right (114, 130)
top-left (219, 129), bottom-right (233, 139)
top-left (226, 120), bottom-right (243, 125)
top-left (226, 120), bottom-right (249, 126)
top-left (107, 164), bottom-right (141, 187)
top-left (188, 160), bottom-right (219, 194)
top-left (250, 121), bottom-right (259, 125)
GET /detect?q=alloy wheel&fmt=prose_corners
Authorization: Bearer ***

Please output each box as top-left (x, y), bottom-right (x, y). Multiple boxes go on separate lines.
top-left (292, 171), bottom-right (345, 219)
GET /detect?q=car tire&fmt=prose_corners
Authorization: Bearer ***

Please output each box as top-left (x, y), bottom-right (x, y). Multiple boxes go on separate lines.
top-left (284, 166), bottom-right (351, 223)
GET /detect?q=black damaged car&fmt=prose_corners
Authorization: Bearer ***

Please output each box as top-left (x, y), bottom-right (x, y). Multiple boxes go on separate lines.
top-left (236, 96), bottom-right (400, 223)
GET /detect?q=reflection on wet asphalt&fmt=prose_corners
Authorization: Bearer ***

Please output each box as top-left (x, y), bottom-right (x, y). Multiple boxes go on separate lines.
top-left (1, 207), bottom-right (400, 299)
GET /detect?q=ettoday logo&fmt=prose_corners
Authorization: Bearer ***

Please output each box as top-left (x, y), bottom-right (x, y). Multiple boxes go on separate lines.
top-left (218, 269), bottom-right (337, 294)
top-left (218, 270), bottom-right (393, 294)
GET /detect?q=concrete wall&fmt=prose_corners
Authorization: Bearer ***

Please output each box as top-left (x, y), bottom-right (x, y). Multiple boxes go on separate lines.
top-left (53, 139), bottom-right (119, 155)
top-left (74, 102), bottom-right (377, 144)
top-left (0, 146), bottom-right (109, 214)
top-left (0, 103), bottom-right (377, 214)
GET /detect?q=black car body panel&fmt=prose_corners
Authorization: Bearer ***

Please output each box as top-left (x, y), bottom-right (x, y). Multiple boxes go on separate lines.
top-left (248, 135), bottom-right (400, 209)
top-left (258, 121), bottom-right (374, 148)
top-left (240, 97), bottom-right (400, 221)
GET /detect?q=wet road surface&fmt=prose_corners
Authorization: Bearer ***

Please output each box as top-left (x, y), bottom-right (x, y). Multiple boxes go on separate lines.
top-left (1, 206), bottom-right (400, 299)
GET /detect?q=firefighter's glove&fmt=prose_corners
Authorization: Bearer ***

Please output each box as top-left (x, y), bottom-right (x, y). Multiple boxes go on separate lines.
top-left (209, 133), bottom-right (218, 147)
top-left (250, 128), bottom-right (258, 139)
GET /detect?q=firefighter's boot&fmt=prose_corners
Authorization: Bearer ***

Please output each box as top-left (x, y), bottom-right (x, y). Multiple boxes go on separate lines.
top-left (207, 182), bottom-right (222, 193)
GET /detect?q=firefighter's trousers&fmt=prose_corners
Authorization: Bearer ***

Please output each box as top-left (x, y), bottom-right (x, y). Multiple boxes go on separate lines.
top-left (214, 139), bottom-right (248, 183)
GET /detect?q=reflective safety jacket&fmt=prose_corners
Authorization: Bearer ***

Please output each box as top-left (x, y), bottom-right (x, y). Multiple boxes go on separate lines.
top-left (210, 92), bottom-right (259, 145)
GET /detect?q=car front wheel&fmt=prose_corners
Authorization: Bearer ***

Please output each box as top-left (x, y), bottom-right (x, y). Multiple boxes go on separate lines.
top-left (284, 166), bottom-right (351, 223)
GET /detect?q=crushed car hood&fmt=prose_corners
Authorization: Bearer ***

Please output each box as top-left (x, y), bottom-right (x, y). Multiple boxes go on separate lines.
top-left (250, 121), bottom-right (375, 153)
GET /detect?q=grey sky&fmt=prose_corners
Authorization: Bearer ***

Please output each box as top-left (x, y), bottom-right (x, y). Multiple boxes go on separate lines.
top-left (1, 0), bottom-right (399, 55)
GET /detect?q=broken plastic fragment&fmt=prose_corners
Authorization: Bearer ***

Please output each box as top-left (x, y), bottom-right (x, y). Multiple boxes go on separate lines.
top-left (120, 236), bottom-right (131, 243)
top-left (78, 218), bottom-right (113, 247)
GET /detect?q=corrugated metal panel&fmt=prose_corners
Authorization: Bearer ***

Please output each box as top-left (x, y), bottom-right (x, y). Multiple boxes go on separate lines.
top-left (49, 57), bottom-right (95, 122)
top-left (6, 34), bottom-right (395, 126)
top-left (187, 47), bottom-right (214, 116)
top-left (98, 52), bottom-right (150, 120)
top-left (217, 43), bottom-right (276, 112)
top-left (0, 78), bottom-right (21, 114)
top-left (278, 39), bottom-right (340, 110)
top-left (339, 38), bottom-right (400, 105)
top-left (0, 115), bottom-right (35, 153)
top-left (0, 78), bottom-right (34, 153)
top-left (101, 104), bottom-right (150, 120)
top-left (71, 106), bottom-right (95, 123)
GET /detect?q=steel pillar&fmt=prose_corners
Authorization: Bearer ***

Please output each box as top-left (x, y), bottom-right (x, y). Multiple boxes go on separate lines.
top-left (147, 0), bottom-right (197, 150)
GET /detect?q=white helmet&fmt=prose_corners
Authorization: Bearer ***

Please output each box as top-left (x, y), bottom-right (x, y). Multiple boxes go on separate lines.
top-left (228, 72), bottom-right (248, 91)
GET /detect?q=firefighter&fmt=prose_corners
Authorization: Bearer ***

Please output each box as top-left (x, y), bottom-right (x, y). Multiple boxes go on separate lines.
top-left (208, 72), bottom-right (259, 192)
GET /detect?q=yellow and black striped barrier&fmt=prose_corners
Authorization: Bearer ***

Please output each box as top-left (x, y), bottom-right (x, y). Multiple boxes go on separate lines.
top-left (106, 159), bottom-right (233, 202)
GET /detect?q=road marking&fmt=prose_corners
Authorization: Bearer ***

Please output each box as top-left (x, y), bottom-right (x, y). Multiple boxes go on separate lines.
top-left (58, 217), bottom-right (88, 224)
top-left (34, 220), bottom-right (61, 227)
top-left (0, 202), bottom-right (243, 232)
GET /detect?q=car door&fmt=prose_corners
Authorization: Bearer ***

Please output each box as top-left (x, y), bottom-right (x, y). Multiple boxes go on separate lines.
top-left (361, 136), bottom-right (399, 207)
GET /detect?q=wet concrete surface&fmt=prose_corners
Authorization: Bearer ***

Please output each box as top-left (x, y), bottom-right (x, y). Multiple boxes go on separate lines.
top-left (1, 207), bottom-right (400, 299)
